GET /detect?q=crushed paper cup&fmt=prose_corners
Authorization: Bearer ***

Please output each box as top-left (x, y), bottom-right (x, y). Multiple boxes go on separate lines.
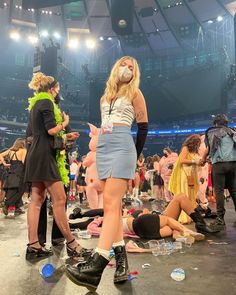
top-left (142, 263), bottom-right (151, 269)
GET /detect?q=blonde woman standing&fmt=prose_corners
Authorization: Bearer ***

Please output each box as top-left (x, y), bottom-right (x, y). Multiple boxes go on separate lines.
top-left (66, 56), bottom-right (148, 291)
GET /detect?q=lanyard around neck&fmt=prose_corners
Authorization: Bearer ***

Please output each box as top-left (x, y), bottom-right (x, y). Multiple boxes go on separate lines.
top-left (109, 98), bottom-right (117, 116)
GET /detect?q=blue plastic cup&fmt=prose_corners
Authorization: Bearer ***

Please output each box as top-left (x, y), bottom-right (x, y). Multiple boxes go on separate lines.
top-left (40, 263), bottom-right (55, 278)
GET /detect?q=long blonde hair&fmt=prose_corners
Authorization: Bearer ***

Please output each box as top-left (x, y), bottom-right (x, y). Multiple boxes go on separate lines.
top-left (28, 72), bottom-right (58, 92)
top-left (10, 138), bottom-right (25, 152)
top-left (104, 56), bottom-right (140, 103)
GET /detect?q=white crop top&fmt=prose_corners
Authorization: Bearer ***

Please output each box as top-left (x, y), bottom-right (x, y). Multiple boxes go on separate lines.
top-left (101, 97), bottom-right (135, 126)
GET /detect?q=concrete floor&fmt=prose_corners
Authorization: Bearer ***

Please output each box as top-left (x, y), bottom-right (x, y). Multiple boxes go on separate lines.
top-left (1, 201), bottom-right (236, 295)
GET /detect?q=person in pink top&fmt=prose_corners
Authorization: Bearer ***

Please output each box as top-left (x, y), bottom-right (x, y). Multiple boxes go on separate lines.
top-left (197, 135), bottom-right (209, 210)
top-left (159, 148), bottom-right (178, 202)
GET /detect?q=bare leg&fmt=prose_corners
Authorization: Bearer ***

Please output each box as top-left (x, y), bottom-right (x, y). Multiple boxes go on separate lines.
top-left (27, 182), bottom-right (46, 248)
top-left (113, 202), bottom-right (123, 243)
top-left (97, 178), bottom-right (128, 250)
top-left (86, 186), bottom-right (99, 209)
top-left (164, 193), bottom-right (194, 220)
top-left (45, 181), bottom-right (79, 250)
top-left (160, 226), bottom-right (173, 238)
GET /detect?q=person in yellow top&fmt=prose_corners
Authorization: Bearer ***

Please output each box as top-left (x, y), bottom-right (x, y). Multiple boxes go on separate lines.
top-left (169, 134), bottom-right (203, 224)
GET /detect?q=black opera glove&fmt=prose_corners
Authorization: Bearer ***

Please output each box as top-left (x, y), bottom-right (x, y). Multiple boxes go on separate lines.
top-left (135, 122), bottom-right (148, 159)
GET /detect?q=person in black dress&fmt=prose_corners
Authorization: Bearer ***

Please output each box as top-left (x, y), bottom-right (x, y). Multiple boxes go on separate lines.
top-left (25, 72), bottom-right (88, 260)
top-left (0, 139), bottom-right (26, 216)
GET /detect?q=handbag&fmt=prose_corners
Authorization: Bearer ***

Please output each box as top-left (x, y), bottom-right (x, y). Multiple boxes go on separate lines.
top-left (187, 175), bottom-right (195, 187)
top-left (4, 171), bottom-right (21, 189)
top-left (53, 136), bottom-right (65, 150)
top-left (183, 166), bottom-right (195, 187)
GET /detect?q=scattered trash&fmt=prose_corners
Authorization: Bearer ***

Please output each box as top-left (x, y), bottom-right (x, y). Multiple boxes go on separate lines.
top-left (76, 230), bottom-right (91, 239)
top-left (142, 263), bottom-right (151, 269)
top-left (191, 267), bottom-right (198, 271)
top-left (171, 268), bottom-right (185, 281)
top-left (17, 221), bottom-right (23, 224)
top-left (107, 263), bottom-right (116, 268)
top-left (207, 240), bottom-right (229, 245)
top-left (128, 274), bottom-right (136, 281)
top-left (109, 248), bottom-right (115, 258)
top-left (130, 271), bottom-right (138, 276)
top-left (210, 252), bottom-right (215, 255)
top-left (13, 252), bottom-right (20, 257)
top-left (40, 263), bottom-right (55, 278)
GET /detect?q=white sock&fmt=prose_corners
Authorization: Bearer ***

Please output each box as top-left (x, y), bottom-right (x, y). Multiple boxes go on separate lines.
top-left (135, 188), bottom-right (139, 199)
top-left (113, 240), bottom-right (125, 248)
top-left (95, 248), bottom-right (110, 260)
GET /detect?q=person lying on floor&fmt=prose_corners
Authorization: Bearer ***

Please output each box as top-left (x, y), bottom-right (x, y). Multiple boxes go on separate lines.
top-left (69, 194), bottom-right (219, 241)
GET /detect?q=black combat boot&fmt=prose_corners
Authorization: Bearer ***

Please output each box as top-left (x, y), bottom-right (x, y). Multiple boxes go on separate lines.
top-left (190, 209), bottom-right (220, 233)
top-left (113, 245), bottom-right (129, 284)
top-left (66, 252), bottom-right (109, 292)
top-left (69, 207), bottom-right (82, 220)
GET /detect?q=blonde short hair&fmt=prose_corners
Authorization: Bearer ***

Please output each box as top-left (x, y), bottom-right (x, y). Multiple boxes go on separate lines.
top-left (104, 56), bottom-right (140, 103)
top-left (28, 72), bottom-right (58, 92)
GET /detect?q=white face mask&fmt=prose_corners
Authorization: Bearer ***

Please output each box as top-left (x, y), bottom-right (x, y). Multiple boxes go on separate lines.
top-left (118, 65), bottom-right (133, 82)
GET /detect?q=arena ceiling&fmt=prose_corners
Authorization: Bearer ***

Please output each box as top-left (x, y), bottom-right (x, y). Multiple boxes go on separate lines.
top-left (0, 0), bottom-right (235, 55)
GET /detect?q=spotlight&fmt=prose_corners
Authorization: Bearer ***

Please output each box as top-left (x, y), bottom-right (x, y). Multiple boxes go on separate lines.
top-left (9, 31), bottom-right (20, 41)
top-left (53, 32), bottom-right (61, 39)
top-left (86, 39), bottom-right (96, 49)
top-left (67, 39), bottom-right (79, 49)
top-left (28, 35), bottom-right (39, 45)
top-left (217, 16), bottom-right (223, 22)
top-left (49, 11), bottom-right (53, 15)
top-left (4, 3), bottom-right (7, 7)
top-left (99, 36), bottom-right (104, 41)
top-left (108, 37), bottom-right (112, 41)
top-left (208, 20), bottom-right (213, 24)
top-left (40, 30), bottom-right (49, 37)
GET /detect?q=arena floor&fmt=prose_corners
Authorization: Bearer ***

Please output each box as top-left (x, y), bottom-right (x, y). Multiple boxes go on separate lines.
top-left (0, 201), bottom-right (236, 295)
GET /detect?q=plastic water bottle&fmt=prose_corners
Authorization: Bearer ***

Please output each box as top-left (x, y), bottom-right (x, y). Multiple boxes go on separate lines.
top-left (76, 230), bottom-right (92, 239)
top-left (40, 262), bottom-right (55, 278)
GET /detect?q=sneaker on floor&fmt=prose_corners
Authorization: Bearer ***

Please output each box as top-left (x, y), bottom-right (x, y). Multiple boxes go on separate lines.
top-left (15, 208), bottom-right (25, 215)
top-left (7, 206), bottom-right (16, 218)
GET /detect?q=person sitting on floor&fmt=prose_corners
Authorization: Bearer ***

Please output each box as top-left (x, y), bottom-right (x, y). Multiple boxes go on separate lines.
top-left (69, 193), bottom-right (219, 242)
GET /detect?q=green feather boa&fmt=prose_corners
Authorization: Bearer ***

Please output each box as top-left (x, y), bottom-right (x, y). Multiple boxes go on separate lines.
top-left (28, 92), bottom-right (69, 186)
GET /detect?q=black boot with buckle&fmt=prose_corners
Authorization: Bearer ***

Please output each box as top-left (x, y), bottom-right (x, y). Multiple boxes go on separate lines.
top-left (66, 252), bottom-right (109, 292)
top-left (190, 209), bottom-right (220, 234)
top-left (113, 245), bottom-right (129, 284)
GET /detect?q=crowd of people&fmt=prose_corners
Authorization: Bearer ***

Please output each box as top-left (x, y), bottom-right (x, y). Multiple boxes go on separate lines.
top-left (0, 56), bottom-right (236, 292)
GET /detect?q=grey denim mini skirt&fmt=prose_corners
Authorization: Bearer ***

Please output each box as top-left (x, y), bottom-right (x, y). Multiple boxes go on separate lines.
top-left (96, 126), bottom-right (137, 180)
